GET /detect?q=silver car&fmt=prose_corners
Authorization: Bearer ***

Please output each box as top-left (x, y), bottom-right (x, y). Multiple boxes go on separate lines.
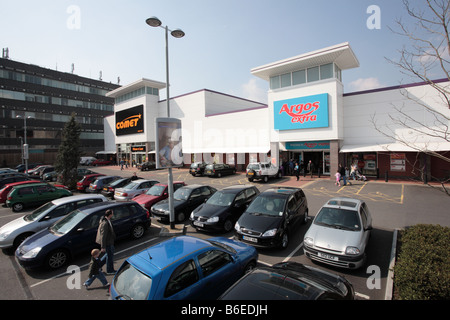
top-left (303, 197), bottom-right (373, 269)
top-left (0, 194), bottom-right (108, 249)
top-left (114, 179), bottom-right (159, 201)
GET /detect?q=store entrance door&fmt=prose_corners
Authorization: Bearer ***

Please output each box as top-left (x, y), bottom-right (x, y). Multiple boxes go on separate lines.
top-left (303, 151), bottom-right (323, 175)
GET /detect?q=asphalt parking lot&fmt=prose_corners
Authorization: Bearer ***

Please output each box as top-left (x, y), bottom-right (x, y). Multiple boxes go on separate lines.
top-left (1, 165), bottom-right (449, 301)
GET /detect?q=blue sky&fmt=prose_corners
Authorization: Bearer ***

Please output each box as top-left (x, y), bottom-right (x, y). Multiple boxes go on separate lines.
top-left (0, 0), bottom-right (438, 103)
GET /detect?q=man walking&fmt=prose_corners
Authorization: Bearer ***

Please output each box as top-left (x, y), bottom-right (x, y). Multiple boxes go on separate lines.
top-left (96, 209), bottom-right (116, 274)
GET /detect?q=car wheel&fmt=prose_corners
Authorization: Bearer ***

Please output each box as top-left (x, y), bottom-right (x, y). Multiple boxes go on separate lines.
top-left (244, 261), bottom-right (256, 274)
top-left (131, 224), bottom-right (145, 239)
top-left (46, 249), bottom-right (69, 269)
top-left (13, 232), bottom-right (34, 249)
top-left (263, 176), bottom-right (269, 183)
top-left (223, 218), bottom-right (233, 232)
top-left (248, 178), bottom-right (253, 182)
top-left (12, 203), bottom-right (24, 212)
top-left (277, 171), bottom-right (282, 179)
top-left (217, 173), bottom-right (222, 178)
top-left (280, 232), bottom-right (289, 249)
top-left (177, 212), bottom-right (186, 222)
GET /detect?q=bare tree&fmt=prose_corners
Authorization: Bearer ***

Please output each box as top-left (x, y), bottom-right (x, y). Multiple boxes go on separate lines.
top-left (371, 0), bottom-right (450, 190)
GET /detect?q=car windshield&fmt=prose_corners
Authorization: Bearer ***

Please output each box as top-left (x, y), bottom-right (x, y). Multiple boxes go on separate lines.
top-left (246, 194), bottom-right (286, 217)
top-left (49, 209), bottom-right (87, 235)
top-left (207, 239), bottom-right (237, 254)
top-left (247, 164), bottom-right (261, 170)
top-left (206, 191), bottom-right (235, 207)
top-left (146, 185), bottom-right (166, 196)
top-left (24, 202), bottom-right (55, 222)
top-left (173, 188), bottom-right (191, 201)
top-left (314, 207), bottom-right (361, 231)
top-left (205, 164), bottom-right (214, 170)
top-left (113, 262), bottom-right (152, 300)
top-left (110, 179), bottom-right (127, 187)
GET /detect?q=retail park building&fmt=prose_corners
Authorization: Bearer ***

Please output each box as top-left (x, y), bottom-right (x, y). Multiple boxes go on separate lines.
top-left (104, 43), bottom-right (450, 180)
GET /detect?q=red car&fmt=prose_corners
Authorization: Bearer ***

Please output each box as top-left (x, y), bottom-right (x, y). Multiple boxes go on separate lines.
top-left (76, 173), bottom-right (105, 192)
top-left (133, 181), bottom-right (186, 210)
top-left (0, 180), bottom-right (68, 204)
top-left (91, 159), bottom-right (112, 166)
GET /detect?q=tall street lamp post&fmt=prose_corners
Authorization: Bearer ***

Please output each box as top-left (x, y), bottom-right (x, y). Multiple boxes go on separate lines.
top-left (16, 115), bottom-right (33, 173)
top-left (146, 16), bottom-right (185, 229)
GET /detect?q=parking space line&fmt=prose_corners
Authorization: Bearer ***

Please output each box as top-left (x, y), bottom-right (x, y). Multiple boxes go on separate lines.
top-left (283, 241), bottom-right (303, 262)
top-left (356, 182), bottom-right (367, 195)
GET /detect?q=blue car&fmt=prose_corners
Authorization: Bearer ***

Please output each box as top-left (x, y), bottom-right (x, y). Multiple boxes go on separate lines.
top-left (15, 201), bottom-right (150, 270)
top-left (110, 235), bottom-right (258, 300)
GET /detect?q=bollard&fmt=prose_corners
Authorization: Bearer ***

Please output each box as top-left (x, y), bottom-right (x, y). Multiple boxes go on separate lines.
top-left (385, 171), bottom-right (388, 182)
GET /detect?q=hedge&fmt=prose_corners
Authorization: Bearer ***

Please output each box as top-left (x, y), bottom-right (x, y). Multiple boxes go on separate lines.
top-left (394, 224), bottom-right (450, 300)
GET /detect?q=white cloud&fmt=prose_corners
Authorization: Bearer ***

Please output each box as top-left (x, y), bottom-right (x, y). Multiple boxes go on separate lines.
top-left (241, 79), bottom-right (268, 104)
top-left (348, 77), bottom-right (383, 92)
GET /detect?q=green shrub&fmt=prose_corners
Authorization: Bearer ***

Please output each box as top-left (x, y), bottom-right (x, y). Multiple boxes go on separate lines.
top-left (394, 224), bottom-right (450, 300)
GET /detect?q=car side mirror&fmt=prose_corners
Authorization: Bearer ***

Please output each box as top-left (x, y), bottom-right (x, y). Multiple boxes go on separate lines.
top-left (76, 228), bottom-right (85, 233)
top-left (41, 215), bottom-right (51, 221)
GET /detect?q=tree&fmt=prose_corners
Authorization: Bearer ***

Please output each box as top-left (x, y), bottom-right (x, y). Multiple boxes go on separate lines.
top-left (55, 113), bottom-right (81, 189)
top-left (371, 0), bottom-right (450, 189)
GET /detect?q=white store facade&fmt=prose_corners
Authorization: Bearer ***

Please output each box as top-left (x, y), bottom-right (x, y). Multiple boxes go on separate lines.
top-left (103, 43), bottom-right (450, 180)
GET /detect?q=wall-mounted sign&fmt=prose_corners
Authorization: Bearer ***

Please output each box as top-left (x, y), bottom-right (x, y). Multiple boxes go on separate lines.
top-left (285, 140), bottom-right (330, 150)
top-left (115, 105), bottom-right (144, 136)
top-left (274, 93), bottom-right (329, 130)
top-left (131, 146), bottom-right (146, 152)
top-left (390, 153), bottom-right (406, 172)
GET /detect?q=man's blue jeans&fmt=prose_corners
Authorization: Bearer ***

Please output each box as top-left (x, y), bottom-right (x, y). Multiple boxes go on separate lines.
top-left (100, 245), bottom-right (115, 273)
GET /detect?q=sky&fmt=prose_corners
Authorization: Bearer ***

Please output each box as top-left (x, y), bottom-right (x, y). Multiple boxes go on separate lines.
top-left (0, 0), bottom-right (444, 104)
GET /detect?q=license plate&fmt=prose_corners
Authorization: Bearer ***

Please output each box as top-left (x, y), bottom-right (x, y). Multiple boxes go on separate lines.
top-left (247, 172), bottom-right (254, 176)
top-left (318, 252), bottom-right (338, 261)
top-left (193, 221), bottom-right (204, 227)
top-left (115, 192), bottom-right (120, 196)
top-left (243, 235), bottom-right (258, 243)
top-left (103, 187), bottom-right (108, 191)
top-left (206, 170), bottom-right (212, 174)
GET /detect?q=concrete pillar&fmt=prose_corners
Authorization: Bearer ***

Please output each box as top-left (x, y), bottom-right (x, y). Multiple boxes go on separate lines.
top-left (329, 140), bottom-right (340, 180)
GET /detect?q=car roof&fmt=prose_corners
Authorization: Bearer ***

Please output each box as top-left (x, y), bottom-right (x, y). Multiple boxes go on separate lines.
top-left (95, 175), bottom-right (119, 180)
top-left (221, 185), bottom-right (255, 193)
top-left (11, 182), bottom-right (51, 189)
top-left (262, 187), bottom-right (301, 196)
top-left (50, 194), bottom-right (107, 205)
top-left (76, 200), bottom-right (137, 213)
top-left (128, 236), bottom-right (213, 274)
top-left (179, 184), bottom-right (208, 190)
top-left (323, 197), bottom-right (361, 209)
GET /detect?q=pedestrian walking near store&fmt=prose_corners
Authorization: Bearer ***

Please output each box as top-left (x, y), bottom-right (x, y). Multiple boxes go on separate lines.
top-left (335, 170), bottom-right (341, 186)
top-left (294, 162), bottom-right (300, 181)
top-left (307, 160), bottom-right (315, 178)
top-left (96, 209), bottom-right (117, 274)
top-left (345, 167), bottom-right (352, 185)
top-left (83, 248), bottom-right (109, 290)
top-left (339, 164), bottom-right (347, 186)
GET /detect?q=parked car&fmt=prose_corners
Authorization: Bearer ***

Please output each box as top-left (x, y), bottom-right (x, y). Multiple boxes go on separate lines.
top-left (101, 177), bottom-right (132, 199)
top-left (91, 159), bottom-right (112, 166)
top-left (234, 187), bottom-right (308, 249)
top-left (6, 183), bottom-right (73, 212)
top-left (27, 165), bottom-right (51, 176)
top-left (133, 182), bottom-right (186, 210)
top-left (15, 163), bottom-right (42, 173)
top-left (190, 185), bottom-right (260, 232)
top-left (0, 194), bottom-right (108, 249)
top-left (15, 201), bottom-right (150, 270)
top-left (109, 235), bottom-right (258, 300)
top-left (0, 180), bottom-right (41, 204)
top-left (0, 180), bottom-right (67, 204)
top-left (303, 197), bottom-right (373, 269)
top-left (246, 162), bottom-right (282, 183)
top-left (139, 161), bottom-right (156, 171)
top-left (151, 184), bottom-right (217, 223)
top-left (79, 157), bottom-right (97, 166)
top-left (204, 163), bottom-right (236, 178)
top-left (37, 166), bottom-right (55, 178)
top-left (43, 168), bottom-right (94, 182)
top-left (189, 162), bottom-right (207, 176)
top-left (114, 179), bottom-right (160, 201)
top-left (0, 175), bottom-right (33, 189)
top-left (87, 175), bottom-right (121, 193)
top-left (76, 173), bottom-right (105, 192)
top-left (219, 262), bottom-right (354, 300)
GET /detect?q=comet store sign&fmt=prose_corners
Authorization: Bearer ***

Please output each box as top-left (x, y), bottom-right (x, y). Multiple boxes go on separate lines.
top-left (116, 105), bottom-right (144, 136)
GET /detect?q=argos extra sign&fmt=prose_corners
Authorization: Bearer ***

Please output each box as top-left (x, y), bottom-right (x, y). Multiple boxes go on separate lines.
top-left (274, 93), bottom-right (329, 130)
top-left (115, 105), bottom-right (144, 136)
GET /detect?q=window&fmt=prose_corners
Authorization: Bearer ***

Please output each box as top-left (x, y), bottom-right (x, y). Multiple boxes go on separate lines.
top-left (112, 205), bottom-right (131, 220)
top-left (292, 69), bottom-right (306, 85)
top-left (270, 76), bottom-right (280, 89)
top-left (18, 187), bottom-right (34, 196)
top-left (165, 260), bottom-right (199, 297)
top-left (280, 73), bottom-right (291, 88)
top-left (198, 250), bottom-right (232, 277)
top-left (307, 66), bottom-right (320, 82)
top-left (49, 203), bottom-right (76, 219)
top-left (320, 63), bottom-right (333, 80)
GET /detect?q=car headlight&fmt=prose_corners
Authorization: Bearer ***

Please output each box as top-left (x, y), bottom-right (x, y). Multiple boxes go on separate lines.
top-left (345, 246), bottom-right (360, 255)
top-left (207, 216), bottom-right (219, 223)
top-left (234, 222), bottom-right (241, 232)
top-left (22, 247), bottom-right (42, 259)
top-left (304, 237), bottom-right (314, 247)
top-left (262, 228), bottom-right (277, 237)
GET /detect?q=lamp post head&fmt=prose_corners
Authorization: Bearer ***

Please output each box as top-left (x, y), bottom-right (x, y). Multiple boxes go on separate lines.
top-left (146, 16), bottom-right (162, 27)
top-left (170, 29), bottom-right (185, 38)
